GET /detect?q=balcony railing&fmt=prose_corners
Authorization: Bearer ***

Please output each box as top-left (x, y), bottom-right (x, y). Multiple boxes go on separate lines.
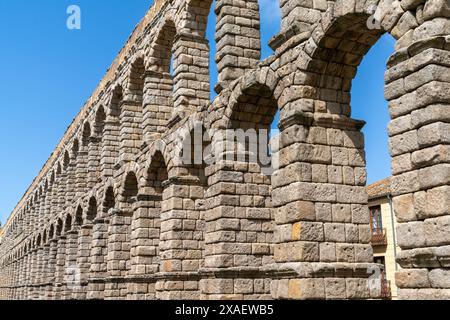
top-left (371, 228), bottom-right (387, 246)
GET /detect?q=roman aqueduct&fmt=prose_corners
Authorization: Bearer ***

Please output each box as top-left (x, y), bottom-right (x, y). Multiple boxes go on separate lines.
top-left (0, 0), bottom-right (449, 300)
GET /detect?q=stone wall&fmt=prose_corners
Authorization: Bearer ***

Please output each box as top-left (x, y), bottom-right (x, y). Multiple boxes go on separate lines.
top-left (0, 0), bottom-right (449, 300)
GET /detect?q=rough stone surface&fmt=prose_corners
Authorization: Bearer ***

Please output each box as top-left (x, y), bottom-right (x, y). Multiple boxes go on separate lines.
top-left (0, 0), bottom-right (449, 300)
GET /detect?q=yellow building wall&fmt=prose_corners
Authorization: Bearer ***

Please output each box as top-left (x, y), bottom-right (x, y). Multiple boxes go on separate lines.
top-left (370, 197), bottom-right (402, 300)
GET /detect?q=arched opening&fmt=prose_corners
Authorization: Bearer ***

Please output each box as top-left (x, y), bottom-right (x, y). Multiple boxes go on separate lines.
top-left (110, 85), bottom-right (123, 118)
top-left (64, 214), bottom-right (72, 233)
top-left (122, 172), bottom-right (139, 205)
top-left (129, 58), bottom-right (146, 102)
top-left (94, 106), bottom-right (106, 136)
top-left (49, 224), bottom-right (54, 240)
top-left (352, 34), bottom-right (395, 184)
top-left (350, 32), bottom-right (397, 298)
top-left (63, 151), bottom-right (70, 171)
top-left (103, 186), bottom-right (115, 216)
top-left (36, 234), bottom-right (41, 248)
top-left (53, 162), bottom-right (62, 216)
top-left (229, 80), bottom-right (279, 177)
top-left (181, 123), bottom-right (212, 178)
top-left (66, 140), bottom-right (80, 205)
top-left (174, 123), bottom-right (211, 287)
top-left (56, 218), bottom-right (63, 237)
top-left (151, 19), bottom-right (176, 75)
top-left (74, 206), bottom-right (83, 227)
top-left (87, 187), bottom-right (114, 300)
top-left (105, 172), bottom-right (138, 298)
top-left (121, 58), bottom-right (145, 159)
top-left (86, 197), bottom-right (97, 223)
top-left (269, 10), bottom-right (390, 299)
top-left (142, 19), bottom-right (176, 139)
top-left (206, 0), bottom-right (217, 97)
top-left (47, 171), bottom-right (56, 220)
top-left (128, 152), bottom-right (169, 299)
top-left (146, 152), bottom-right (168, 196)
top-left (71, 139), bottom-right (79, 158)
top-left (85, 107), bottom-right (105, 188)
top-left (202, 77), bottom-right (278, 298)
top-left (82, 122), bottom-right (91, 148)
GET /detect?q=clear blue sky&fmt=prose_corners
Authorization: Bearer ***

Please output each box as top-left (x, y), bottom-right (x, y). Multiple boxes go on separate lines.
top-left (0, 1), bottom-right (394, 225)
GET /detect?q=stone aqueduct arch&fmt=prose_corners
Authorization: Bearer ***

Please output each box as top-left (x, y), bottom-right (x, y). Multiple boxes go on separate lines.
top-left (0, 0), bottom-right (449, 300)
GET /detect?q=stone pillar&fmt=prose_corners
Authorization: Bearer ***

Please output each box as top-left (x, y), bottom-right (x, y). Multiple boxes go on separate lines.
top-left (119, 100), bottom-right (143, 163)
top-left (105, 210), bottom-right (132, 300)
top-left (11, 261), bottom-right (17, 300)
top-left (75, 150), bottom-right (88, 199)
top-left (57, 173), bottom-right (67, 213)
top-left (142, 71), bottom-right (173, 142)
top-left (46, 238), bottom-right (58, 299)
top-left (45, 185), bottom-right (60, 220)
top-left (172, 33), bottom-right (210, 118)
top-left (87, 136), bottom-right (102, 189)
top-left (267, 112), bottom-right (380, 300)
top-left (127, 196), bottom-right (160, 300)
top-left (2, 263), bottom-right (7, 299)
top-left (14, 260), bottom-right (19, 299)
top-left (33, 247), bottom-right (43, 299)
top-left (53, 236), bottom-right (67, 300)
top-left (101, 116), bottom-right (120, 178)
top-left (201, 137), bottom-right (273, 299)
top-left (385, 35), bottom-right (450, 299)
top-left (26, 251), bottom-right (33, 299)
top-left (21, 254), bottom-right (29, 300)
top-left (59, 176), bottom-right (66, 214)
top-left (17, 257), bottom-right (23, 300)
top-left (22, 216), bottom-right (29, 242)
top-left (28, 210), bottom-right (35, 241)
top-left (17, 259), bottom-right (21, 299)
top-left (38, 244), bottom-right (50, 299)
top-left (74, 224), bottom-right (93, 299)
top-left (215, 0), bottom-right (261, 92)
top-left (87, 216), bottom-right (109, 300)
top-left (22, 255), bottom-right (27, 300)
top-left (28, 248), bottom-right (38, 299)
top-left (44, 188), bottom-right (52, 225)
top-left (65, 163), bottom-right (76, 208)
top-left (64, 229), bottom-right (80, 300)
top-left (156, 178), bottom-right (206, 300)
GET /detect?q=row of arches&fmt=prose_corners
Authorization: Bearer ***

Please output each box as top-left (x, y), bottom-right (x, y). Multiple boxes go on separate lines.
top-left (2, 0), bottom-right (449, 300)
top-left (1, 0), bottom-right (281, 245)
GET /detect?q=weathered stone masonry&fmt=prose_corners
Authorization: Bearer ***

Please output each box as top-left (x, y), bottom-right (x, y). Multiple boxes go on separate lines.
top-left (0, 0), bottom-right (449, 300)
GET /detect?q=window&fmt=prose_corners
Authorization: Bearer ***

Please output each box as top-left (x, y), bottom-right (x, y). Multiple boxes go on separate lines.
top-left (370, 206), bottom-right (383, 234)
top-left (374, 256), bottom-right (385, 268)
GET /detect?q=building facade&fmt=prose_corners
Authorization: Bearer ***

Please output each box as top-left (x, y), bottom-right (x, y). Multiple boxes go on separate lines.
top-left (0, 0), bottom-right (449, 300)
top-left (368, 178), bottom-right (401, 300)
